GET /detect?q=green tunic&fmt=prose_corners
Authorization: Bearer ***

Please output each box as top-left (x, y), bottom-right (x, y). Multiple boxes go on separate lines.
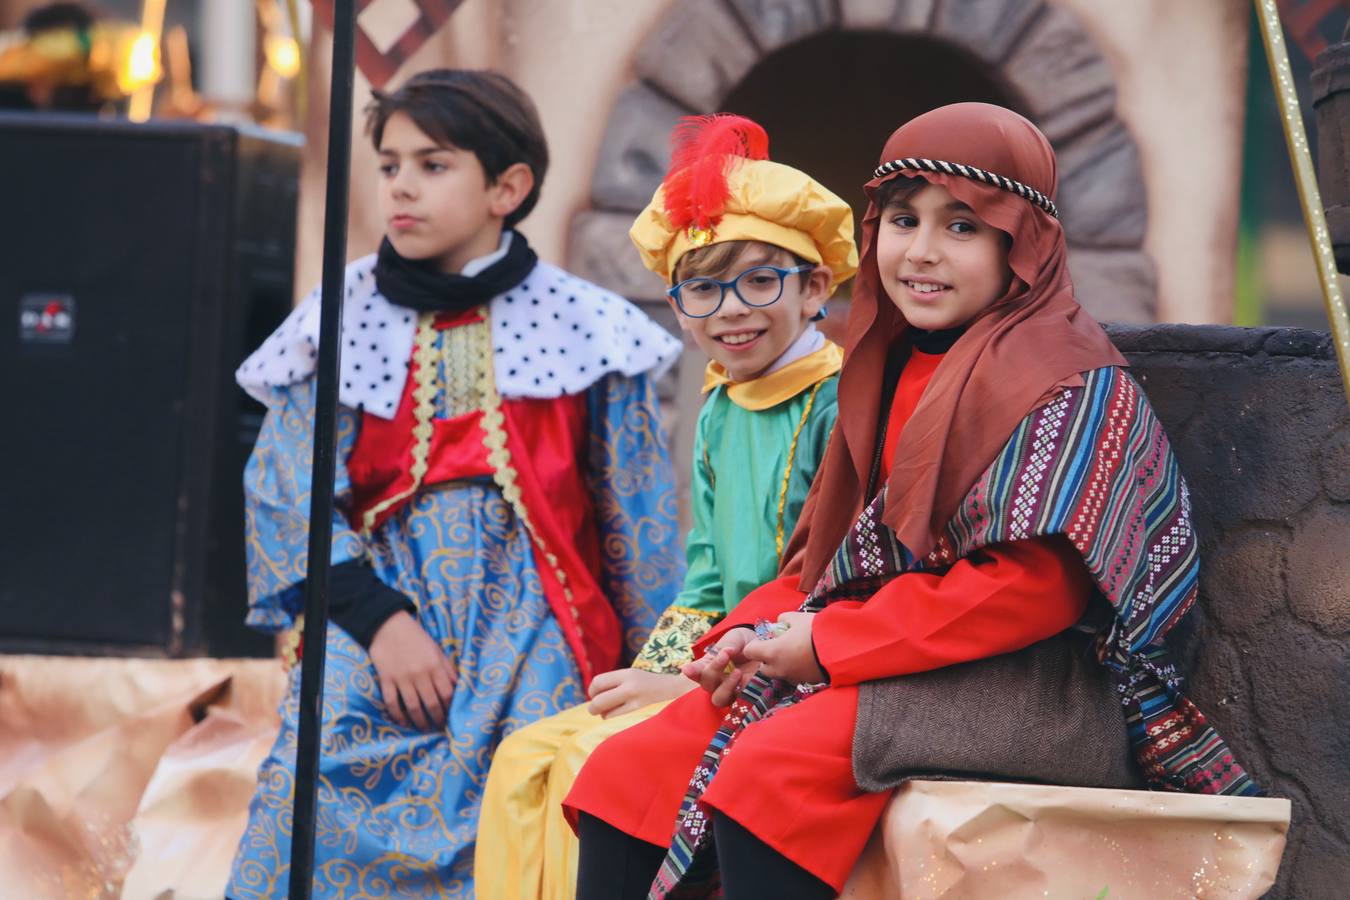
top-left (634, 370), bottom-right (838, 671)
top-left (683, 377), bottom-right (838, 613)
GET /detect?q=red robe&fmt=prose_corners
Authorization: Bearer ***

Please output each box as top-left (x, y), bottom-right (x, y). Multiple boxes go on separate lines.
top-left (563, 349), bottom-right (1094, 890)
top-left (344, 309), bottom-right (618, 686)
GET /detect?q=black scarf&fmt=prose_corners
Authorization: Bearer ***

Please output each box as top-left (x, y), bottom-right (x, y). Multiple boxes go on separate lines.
top-left (372, 230), bottom-right (538, 314)
top-left (910, 324), bottom-right (967, 353)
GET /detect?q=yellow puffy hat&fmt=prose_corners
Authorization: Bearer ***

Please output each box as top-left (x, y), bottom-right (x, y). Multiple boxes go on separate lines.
top-left (629, 116), bottom-right (858, 290)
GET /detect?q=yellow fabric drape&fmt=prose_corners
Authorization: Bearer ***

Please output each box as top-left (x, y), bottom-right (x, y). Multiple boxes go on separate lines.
top-left (475, 700), bottom-right (676, 900)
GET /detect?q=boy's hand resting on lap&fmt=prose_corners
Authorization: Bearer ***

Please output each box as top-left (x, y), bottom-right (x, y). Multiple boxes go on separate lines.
top-left (368, 610), bottom-right (457, 732)
top-left (587, 668), bottom-right (694, 718)
top-left (741, 612), bottom-right (825, 685)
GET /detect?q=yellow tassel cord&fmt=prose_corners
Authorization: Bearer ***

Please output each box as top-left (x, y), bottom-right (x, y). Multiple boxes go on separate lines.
top-left (775, 381), bottom-right (823, 558)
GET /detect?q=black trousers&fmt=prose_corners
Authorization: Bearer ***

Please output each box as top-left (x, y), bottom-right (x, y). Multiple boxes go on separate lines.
top-left (575, 811), bottom-right (834, 900)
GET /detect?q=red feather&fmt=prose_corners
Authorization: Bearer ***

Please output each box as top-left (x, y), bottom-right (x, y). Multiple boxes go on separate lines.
top-left (662, 115), bottom-right (770, 231)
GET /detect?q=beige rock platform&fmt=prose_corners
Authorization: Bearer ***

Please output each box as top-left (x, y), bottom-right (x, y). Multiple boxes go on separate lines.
top-left (842, 780), bottom-right (1290, 900)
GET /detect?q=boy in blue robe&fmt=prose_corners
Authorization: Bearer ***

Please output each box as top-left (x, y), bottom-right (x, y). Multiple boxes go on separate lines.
top-left (226, 69), bottom-right (683, 899)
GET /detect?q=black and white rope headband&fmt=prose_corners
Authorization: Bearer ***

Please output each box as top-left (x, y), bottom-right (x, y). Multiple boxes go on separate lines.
top-left (873, 157), bottom-right (1058, 219)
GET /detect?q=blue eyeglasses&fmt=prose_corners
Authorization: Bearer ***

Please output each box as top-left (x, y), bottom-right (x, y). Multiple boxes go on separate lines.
top-left (666, 264), bottom-right (814, 318)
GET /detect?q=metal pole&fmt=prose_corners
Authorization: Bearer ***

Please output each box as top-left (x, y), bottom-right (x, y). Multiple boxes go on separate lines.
top-left (288, 1), bottom-right (355, 896)
top-left (1254, 0), bottom-right (1350, 406)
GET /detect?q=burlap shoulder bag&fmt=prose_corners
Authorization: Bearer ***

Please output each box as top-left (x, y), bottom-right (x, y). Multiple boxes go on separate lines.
top-left (853, 627), bottom-right (1141, 793)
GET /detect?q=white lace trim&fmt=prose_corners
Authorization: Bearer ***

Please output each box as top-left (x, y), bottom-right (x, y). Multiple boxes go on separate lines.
top-left (236, 255), bottom-right (681, 415)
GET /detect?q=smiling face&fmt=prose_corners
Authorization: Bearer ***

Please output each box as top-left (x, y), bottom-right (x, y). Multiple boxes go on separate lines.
top-left (874, 181), bottom-right (1014, 331)
top-left (671, 241), bottom-right (831, 382)
top-left (376, 111), bottom-right (533, 274)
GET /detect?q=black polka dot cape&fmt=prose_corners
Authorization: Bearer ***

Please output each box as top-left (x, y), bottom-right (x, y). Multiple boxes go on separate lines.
top-left (237, 255), bottom-right (682, 415)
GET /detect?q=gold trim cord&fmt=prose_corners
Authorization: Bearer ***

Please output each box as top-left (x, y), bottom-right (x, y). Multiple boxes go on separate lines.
top-left (477, 310), bottom-right (592, 675)
top-left (775, 381), bottom-right (824, 558)
top-left (282, 613), bottom-right (303, 669)
top-left (360, 313), bottom-right (439, 535)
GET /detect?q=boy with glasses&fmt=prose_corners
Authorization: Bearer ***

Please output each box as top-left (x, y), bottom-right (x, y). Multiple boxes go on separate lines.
top-left (475, 114), bottom-right (856, 900)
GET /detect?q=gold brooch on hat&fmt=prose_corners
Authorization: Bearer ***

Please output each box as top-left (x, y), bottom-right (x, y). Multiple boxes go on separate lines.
top-left (686, 225), bottom-right (715, 247)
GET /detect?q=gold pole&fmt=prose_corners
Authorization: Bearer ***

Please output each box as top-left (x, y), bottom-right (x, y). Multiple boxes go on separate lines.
top-left (285, 0), bottom-right (308, 127)
top-left (1254, 0), bottom-right (1350, 406)
top-left (128, 0), bottom-right (167, 121)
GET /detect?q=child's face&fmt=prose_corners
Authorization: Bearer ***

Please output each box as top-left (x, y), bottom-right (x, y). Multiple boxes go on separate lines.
top-left (672, 244), bottom-right (831, 383)
top-left (874, 182), bottom-right (1013, 332)
top-left (376, 112), bottom-right (530, 273)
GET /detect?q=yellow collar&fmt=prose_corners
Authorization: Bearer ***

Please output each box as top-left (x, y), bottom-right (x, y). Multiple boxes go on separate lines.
top-left (703, 341), bottom-right (843, 411)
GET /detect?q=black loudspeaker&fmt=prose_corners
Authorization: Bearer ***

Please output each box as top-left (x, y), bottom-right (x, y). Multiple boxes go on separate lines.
top-left (0, 114), bottom-right (300, 657)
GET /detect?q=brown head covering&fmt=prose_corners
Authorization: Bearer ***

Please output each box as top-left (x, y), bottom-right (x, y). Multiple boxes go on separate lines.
top-left (786, 102), bottom-right (1127, 589)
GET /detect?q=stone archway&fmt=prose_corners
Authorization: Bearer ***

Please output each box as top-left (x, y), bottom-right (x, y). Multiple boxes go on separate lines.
top-left (568, 0), bottom-right (1157, 327)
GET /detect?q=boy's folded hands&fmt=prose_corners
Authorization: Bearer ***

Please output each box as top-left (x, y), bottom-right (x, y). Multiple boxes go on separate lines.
top-left (680, 612), bottom-right (826, 707)
top-left (742, 612), bottom-right (825, 685)
top-left (681, 627), bottom-right (760, 707)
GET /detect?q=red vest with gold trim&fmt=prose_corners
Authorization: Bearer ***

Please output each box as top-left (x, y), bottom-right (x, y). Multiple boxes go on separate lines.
top-left (345, 309), bottom-right (617, 686)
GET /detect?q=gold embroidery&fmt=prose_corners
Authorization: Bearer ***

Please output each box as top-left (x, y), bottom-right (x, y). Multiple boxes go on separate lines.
top-left (632, 605), bottom-right (721, 673)
top-left (360, 313), bottom-right (438, 535)
top-left (438, 318), bottom-right (486, 417)
top-left (281, 613), bottom-right (303, 669)
top-left (477, 309), bottom-right (593, 676)
top-left (775, 381), bottom-right (824, 558)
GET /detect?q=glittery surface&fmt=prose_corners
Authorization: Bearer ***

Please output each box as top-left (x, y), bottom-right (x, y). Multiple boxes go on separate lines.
top-left (0, 657), bottom-right (287, 899)
top-left (841, 780), bottom-right (1290, 899)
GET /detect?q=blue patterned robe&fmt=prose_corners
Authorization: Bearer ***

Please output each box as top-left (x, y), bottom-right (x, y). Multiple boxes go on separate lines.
top-left (226, 361), bottom-right (681, 898)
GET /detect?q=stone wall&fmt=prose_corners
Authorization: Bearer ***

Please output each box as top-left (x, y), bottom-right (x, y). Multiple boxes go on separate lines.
top-left (571, 0), bottom-right (1159, 327)
top-left (1108, 324), bottom-right (1350, 899)
top-left (274, 0), bottom-right (1250, 327)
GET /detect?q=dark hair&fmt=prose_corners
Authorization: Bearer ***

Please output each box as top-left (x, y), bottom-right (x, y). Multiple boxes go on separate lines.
top-left (873, 174), bottom-right (1013, 248)
top-left (673, 240), bottom-right (812, 287)
top-left (872, 175), bottom-right (923, 211)
top-left (365, 69), bottom-right (548, 228)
